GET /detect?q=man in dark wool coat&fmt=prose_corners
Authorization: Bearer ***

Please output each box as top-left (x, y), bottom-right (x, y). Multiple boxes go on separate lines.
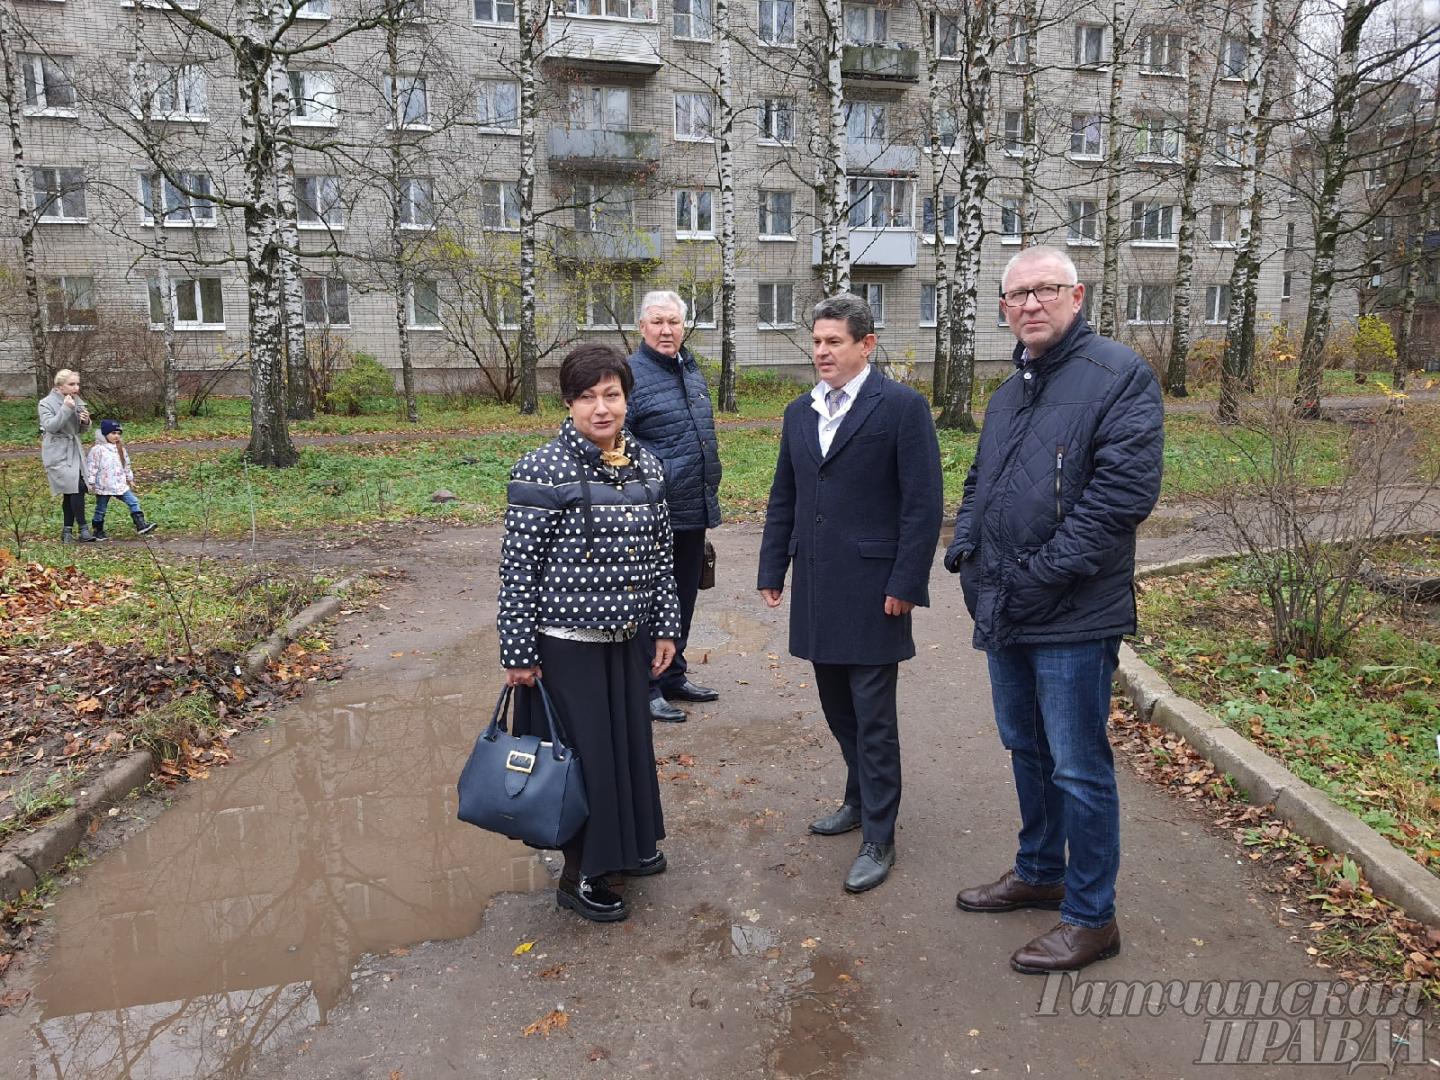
top-left (758, 292), bottom-right (943, 894)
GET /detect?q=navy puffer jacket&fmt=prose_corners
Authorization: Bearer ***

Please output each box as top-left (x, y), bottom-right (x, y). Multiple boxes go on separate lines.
top-left (944, 315), bottom-right (1164, 651)
top-left (625, 343), bottom-right (721, 531)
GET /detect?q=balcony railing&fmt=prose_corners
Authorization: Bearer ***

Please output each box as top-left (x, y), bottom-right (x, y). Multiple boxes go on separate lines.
top-left (846, 138), bottom-right (921, 175)
top-left (543, 16), bottom-right (663, 74)
top-left (556, 227), bottom-right (663, 264)
top-left (547, 128), bottom-right (661, 172)
top-left (841, 43), bottom-right (921, 83)
top-left (811, 229), bottom-right (918, 267)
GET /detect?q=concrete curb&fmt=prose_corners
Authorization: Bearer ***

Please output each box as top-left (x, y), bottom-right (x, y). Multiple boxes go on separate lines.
top-left (0, 573), bottom-right (365, 904)
top-left (1115, 641), bottom-right (1440, 927)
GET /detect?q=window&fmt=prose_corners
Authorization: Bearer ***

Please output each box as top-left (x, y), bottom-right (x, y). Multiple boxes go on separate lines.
top-left (480, 180), bottom-right (521, 230)
top-left (43, 276), bottom-right (96, 329)
top-left (1285, 221), bottom-right (1296, 249)
top-left (1125, 283), bottom-right (1172, 323)
top-left (844, 100), bottom-right (886, 141)
top-left (572, 182), bottom-right (634, 232)
top-left (758, 282), bottom-right (794, 327)
top-left (759, 0), bottom-right (795, 45)
top-left (473, 0), bottom-right (517, 24)
top-left (290, 71), bottom-right (339, 126)
top-left (1074, 24), bottom-right (1105, 66)
top-left (302, 276), bottom-right (350, 326)
top-left (1213, 123), bottom-right (1245, 165)
top-left (674, 0), bottom-right (712, 38)
top-left (1135, 113), bottom-right (1180, 160)
top-left (1220, 35), bottom-right (1247, 78)
top-left (296, 175), bottom-right (344, 228)
top-left (675, 92), bottom-right (715, 141)
top-left (397, 0), bottom-right (428, 19)
top-left (1208, 203), bottom-right (1239, 245)
top-left (1281, 271), bottom-right (1292, 299)
top-left (31, 167), bottom-right (86, 221)
top-left (1130, 200), bottom-right (1176, 244)
top-left (675, 188), bottom-right (714, 238)
top-left (1203, 284), bottom-right (1231, 324)
top-left (1002, 110), bottom-right (1023, 155)
top-left (999, 196), bottom-right (1022, 242)
top-left (759, 97), bottom-right (794, 144)
top-left (682, 281), bottom-right (716, 327)
top-left (149, 277), bottom-right (224, 329)
top-left (1070, 112), bottom-right (1101, 157)
top-left (847, 177), bottom-right (912, 229)
top-left (935, 107), bottom-right (959, 150)
top-left (920, 282), bottom-right (938, 326)
top-left (140, 172), bottom-right (216, 226)
top-left (385, 74), bottom-right (429, 128)
top-left (843, 3), bottom-right (886, 45)
top-left (408, 279), bottom-right (441, 328)
top-left (580, 280), bottom-right (636, 328)
top-left (487, 282), bottom-right (520, 329)
top-left (20, 54), bottom-right (76, 114)
top-left (569, 85), bottom-right (630, 129)
top-left (1139, 29), bottom-right (1184, 75)
top-left (134, 63), bottom-right (208, 120)
top-left (854, 282), bottom-right (885, 325)
top-left (563, 0), bottom-right (656, 18)
top-left (298, 0), bottom-right (331, 17)
top-left (1067, 198), bottom-right (1100, 244)
top-left (1006, 17), bottom-right (1030, 65)
top-left (758, 189), bottom-right (793, 238)
top-left (922, 193), bottom-right (958, 242)
top-left (397, 177), bottom-right (434, 227)
top-left (477, 81), bottom-right (519, 130)
top-left (1078, 281), bottom-right (1094, 321)
top-left (932, 12), bottom-right (962, 59)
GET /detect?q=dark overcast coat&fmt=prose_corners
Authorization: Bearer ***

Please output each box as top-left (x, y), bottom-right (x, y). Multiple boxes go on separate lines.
top-left (624, 342), bottom-right (721, 532)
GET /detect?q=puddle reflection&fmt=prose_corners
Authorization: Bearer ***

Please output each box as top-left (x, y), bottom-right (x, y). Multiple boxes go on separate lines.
top-left (25, 643), bottom-right (546, 1079)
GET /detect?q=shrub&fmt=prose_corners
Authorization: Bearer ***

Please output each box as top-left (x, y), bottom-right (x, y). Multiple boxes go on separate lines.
top-left (1353, 315), bottom-right (1399, 373)
top-left (1185, 338), bottom-right (1226, 388)
top-left (325, 353), bottom-right (394, 416)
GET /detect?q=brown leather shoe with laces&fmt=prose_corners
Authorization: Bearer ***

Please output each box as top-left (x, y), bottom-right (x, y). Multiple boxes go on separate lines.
top-left (956, 869), bottom-right (1065, 912)
top-left (1009, 920), bottom-right (1121, 974)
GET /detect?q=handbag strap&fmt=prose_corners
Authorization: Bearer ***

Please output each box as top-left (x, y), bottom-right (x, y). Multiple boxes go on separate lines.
top-left (486, 679), bottom-right (577, 761)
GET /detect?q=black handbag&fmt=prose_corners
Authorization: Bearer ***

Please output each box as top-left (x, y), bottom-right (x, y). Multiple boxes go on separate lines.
top-left (456, 679), bottom-right (589, 848)
top-left (699, 539), bottom-right (717, 590)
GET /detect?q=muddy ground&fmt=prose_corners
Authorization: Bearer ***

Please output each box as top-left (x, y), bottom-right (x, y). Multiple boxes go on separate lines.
top-left (1, 517), bottom-right (1437, 1079)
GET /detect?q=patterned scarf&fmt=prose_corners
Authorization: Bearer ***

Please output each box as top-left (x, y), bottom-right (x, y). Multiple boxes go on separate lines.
top-left (599, 431), bottom-right (631, 469)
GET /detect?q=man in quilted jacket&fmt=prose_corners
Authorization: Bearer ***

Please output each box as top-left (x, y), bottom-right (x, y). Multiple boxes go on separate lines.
top-left (946, 246), bottom-right (1164, 974)
top-left (626, 290), bottom-right (723, 723)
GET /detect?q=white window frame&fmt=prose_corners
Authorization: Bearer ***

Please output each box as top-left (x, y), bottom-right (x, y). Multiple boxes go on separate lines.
top-left (1074, 23), bottom-right (1105, 67)
top-left (673, 0), bottom-right (713, 39)
top-left (854, 282), bottom-right (885, 326)
top-left (297, 0), bottom-right (332, 19)
top-left (477, 80), bottom-right (520, 132)
top-left (385, 74), bottom-right (430, 130)
top-left (122, 0), bottom-right (200, 11)
top-left (569, 85), bottom-right (630, 130)
top-left (931, 12), bottom-right (962, 60)
top-left (1125, 283), bottom-right (1172, 324)
top-left (1213, 123), bottom-right (1245, 166)
top-left (397, 176), bottom-right (435, 229)
top-left (290, 71), bottom-right (339, 127)
top-left (758, 281), bottom-right (795, 328)
top-left (847, 176), bottom-right (912, 230)
top-left (20, 53), bottom-right (76, 116)
top-left (1135, 113), bottom-right (1181, 161)
top-left (1067, 198), bottom-right (1100, 245)
top-left (473, 0), bottom-right (517, 24)
top-left (140, 171), bottom-right (217, 227)
top-left (1005, 16), bottom-right (1030, 65)
top-left (844, 100), bottom-right (886, 142)
top-left (682, 280), bottom-right (717, 328)
top-left (407, 278), bottom-right (442, 329)
top-left (579, 280), bottom-right (637, 329)
top-left (42, 275), bottom-right (96, 331)
top-left (1130, 200), bottom-right (1177, 245)
top-left (1208, 203), bottom-right (1239, 247)
top-left (674, 92), bottom-right (715, 142)
top-left (1069, 112), bottom-right (1101, 158)
top-left (563, 0), bottom-right (657, 20)
top-left (999, 196), bottom-right (1022, 244)
top-left (1203, 284), bottom-right (1231, 325)
top-left (843, 2), bottom-right (887, 46)
top-left (758, 189), bottom-right (794, 239)
top-left (480, 180), bottom-right (521, 231)
top-left (572, 181), bottom-right (634, 232)
top-left (487, 282), bottom-right (521, 330)
top-left (921, 192), bottom-right (958, 244)
top-left (1002, 110), bottom-right (1023, 156)
top-left (758, 97), bottom-right (794, 145)
top-left (1220, 35), bottom-right (1247, 79)
top-left (936, 107), bottom-right (959, 152)
top-left (1285, 221), bottom-right (1296, 250)
top-left (132, 62), bottom-right (209, 122)
top-left (1139, 28), bottom-right (1184, 76)
top-left (296, 175), bottom-right (345, 230)
top-left (1281, 271), bottom-right (1293, 300)
top-left (675, 188), bottom-right (714, 239)
top-left (31, 166), bottom-right (86, 222)
top-left (150, 276), bottom-right (225, 330)
top-left (920, 282), bottom-right (938, 326)
top-left (758, 0), bottom-right (795, 46)
top-left (302, 276), bottom-right (350, 327)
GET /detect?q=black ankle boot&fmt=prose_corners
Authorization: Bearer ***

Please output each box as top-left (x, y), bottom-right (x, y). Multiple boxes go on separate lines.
top-left (557, 875), bottom-right (628, 922)
top-left (90, 520), bottom-right (110, 542)
top-left (131, 510), bottom-right (156, 536)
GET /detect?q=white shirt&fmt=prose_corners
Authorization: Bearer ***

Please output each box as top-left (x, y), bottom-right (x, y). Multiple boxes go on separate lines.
top-left (810, 364), bottom-right (871, 457)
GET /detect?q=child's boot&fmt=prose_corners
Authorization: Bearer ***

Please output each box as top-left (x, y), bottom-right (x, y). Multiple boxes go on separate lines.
top-left (77, 522), bottom-right (96, 542)
top-left (131, 510), bottom-right (157, 536)
top-left (91, 519), bottom-right (110, 542)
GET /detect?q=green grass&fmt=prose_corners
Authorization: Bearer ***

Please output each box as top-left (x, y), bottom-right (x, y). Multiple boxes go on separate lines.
top-left (0, 771), bottom-right (76, 843)
top-left (1167, 366), bottom-right (1392, 403)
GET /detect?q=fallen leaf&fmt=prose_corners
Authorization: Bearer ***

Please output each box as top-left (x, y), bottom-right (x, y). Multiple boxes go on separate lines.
top-left (801, 937), bottom-right (819, 949)
top-left (521, 1009), bottom-right (569, 1037)
top-left (513, 941), bottom-right (536, 956)
top-left (968, 1028), bottom-right (980, 1037)
top-left (0, 988), bottom-right (31, 1011)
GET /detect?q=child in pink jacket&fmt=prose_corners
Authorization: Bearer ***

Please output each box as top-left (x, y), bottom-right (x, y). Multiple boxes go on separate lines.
top-left (85, 420), bottom-right (157, 540)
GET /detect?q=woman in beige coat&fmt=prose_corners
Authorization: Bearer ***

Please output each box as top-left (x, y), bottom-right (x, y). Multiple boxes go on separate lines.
top-left (37, 369), bottom-right (95, 543)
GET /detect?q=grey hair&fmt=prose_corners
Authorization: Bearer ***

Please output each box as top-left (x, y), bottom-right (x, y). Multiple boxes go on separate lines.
top-left (53, 368), bottom-right (79, 387)
top-left (640, 289), bottom-right (687, 323)
top-left (810, 292), bottom-right (875, 342)
top-left (1000, 246), bottom-right (1079, 291)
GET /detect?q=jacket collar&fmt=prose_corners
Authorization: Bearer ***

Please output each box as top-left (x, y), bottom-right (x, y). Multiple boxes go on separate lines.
top-left (1011, 313), bottom-right (1093, 376)
top-left (638, 341), bottom-right (690, 369)
top-left (559, 418), bottom-right (630, 478)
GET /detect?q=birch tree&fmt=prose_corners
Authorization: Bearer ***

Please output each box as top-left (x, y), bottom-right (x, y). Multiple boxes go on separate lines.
top-left (0, 2), bottom-right (48, 397)
top-left (815, 0), bottom-right (849, 293)
top-left (1097, 0), bottom-right (1128, 337)
top-left (1393, 73), bottom-right (1438, 395)
top-left (920, 1), bottom-right (954, 406)
top-left (516, 0), bottom-right (542, 413)
top-left (715, 0), bottom-right (739, 413)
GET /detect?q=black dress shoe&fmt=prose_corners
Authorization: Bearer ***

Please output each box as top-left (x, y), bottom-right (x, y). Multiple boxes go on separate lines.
top-left (557, 876), bottom-right (628, 922)
top-left (650, 697), bottom-right (686, 723)
top-left (809, 804), bottom-right (862, 836)
top-left (665, 680), bottom-right (719, 703)
top-left (621, 851), bottom-right (667, 876)
top-left (844, 841), bottom-right (895, 893)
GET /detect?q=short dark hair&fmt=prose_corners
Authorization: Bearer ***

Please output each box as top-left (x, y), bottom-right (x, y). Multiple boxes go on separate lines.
top-left (559, 344), bottom-right (633, 403)
top-left (811, 293), bottom-right (875, 342)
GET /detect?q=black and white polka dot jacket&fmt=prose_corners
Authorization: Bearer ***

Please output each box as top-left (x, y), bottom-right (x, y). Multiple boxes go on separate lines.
top-left (498, 418), bottom-right (684, 668)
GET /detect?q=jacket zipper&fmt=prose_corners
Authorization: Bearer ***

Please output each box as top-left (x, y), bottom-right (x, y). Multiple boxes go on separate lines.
top-left (1055, 445), bottom-right (1065, 524)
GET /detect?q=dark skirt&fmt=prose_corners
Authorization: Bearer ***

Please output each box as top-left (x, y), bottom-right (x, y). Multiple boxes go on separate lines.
top-left (513, 634), bottom-right (665, 878)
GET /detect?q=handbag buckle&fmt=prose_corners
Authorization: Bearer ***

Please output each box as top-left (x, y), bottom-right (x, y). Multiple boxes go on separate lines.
top-left (506, 750), bottom-right (537, 775)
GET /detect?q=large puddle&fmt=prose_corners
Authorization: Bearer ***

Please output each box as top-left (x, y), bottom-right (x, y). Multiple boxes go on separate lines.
top-left (14, 631), bottom-right (548, 1079)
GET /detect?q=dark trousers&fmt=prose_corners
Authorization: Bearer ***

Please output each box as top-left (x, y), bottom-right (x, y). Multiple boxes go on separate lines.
top-left (652, 527), bottom-right (706, 699)
top-left (60, 476), bottom-right (88, 527)
top-left (812, 662), bottom-right (901, 844)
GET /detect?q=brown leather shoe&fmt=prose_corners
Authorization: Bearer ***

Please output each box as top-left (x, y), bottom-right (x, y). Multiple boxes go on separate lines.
top-left (1010, 920), bottom-right (1121, 975)
top-left (956, 869), bottom-right (1065, 913)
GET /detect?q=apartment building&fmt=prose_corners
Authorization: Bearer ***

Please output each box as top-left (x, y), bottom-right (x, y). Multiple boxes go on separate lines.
top-left (1, 0), bottom-right (1311, 393)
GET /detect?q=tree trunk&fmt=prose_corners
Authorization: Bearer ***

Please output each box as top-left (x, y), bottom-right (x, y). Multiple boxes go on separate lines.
top-left (1019, 0), bottom-right (1039, 244)
top-left (716, 0), bottom-right (738, 413)
top-left (1164, 3), bottom-right (1210, 397)
top-left (819, 0), bottom-right (849, 294)
top-left (384, 13), bottom-right (419, 424)
top-left (1098, 0), bottom-right (1126, 338)
top-left (1394, 72), bottom-right (1438, 396)
top-left (921, 1), bottom-right (952, 406)
top-left (517, 0), bottom-right (540, 414)
top-left (0, 5), bottom-right (48, 397)
top-left (270, 58), bottom-right (313, 421)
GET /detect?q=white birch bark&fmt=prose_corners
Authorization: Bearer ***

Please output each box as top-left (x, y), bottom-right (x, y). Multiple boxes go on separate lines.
top-left (1019, 0), bottom-right (1040, 244)
top-left (269, 53), bottom-right (313, 421)
top-left (384, 9), bottom-right (418, 424)
top-left (1164, 2), bottom-right (1211, 396)
top-left (1099, 0), bottom-right (1126, 338)
top-left (0, 3), bottom-right (48, 398)
top-left (821, 0), bottom-right (849, 294)
top-left (716, 0), bottom-right (738, 412)
top-left (920, 1), bottom-right (952, 406)
top-left (517, 0), bottom-right (541, 414)
top-left (1394, 72), bottom-right (1438, 395)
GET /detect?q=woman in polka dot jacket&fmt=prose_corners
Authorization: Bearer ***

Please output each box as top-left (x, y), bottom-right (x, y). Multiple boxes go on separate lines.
top-left (499, 344), bottom-right (683, 923)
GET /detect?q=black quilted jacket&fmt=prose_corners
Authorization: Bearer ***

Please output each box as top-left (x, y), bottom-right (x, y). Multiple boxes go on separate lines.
top-left (944, 316), bottom-right (1164, 651)
top-left (624, 343), bottom-right (721, 532)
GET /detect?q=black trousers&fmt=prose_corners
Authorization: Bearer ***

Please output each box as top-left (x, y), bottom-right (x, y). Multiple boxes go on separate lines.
top-left (812, 662), bottom-right (901, 844)
top-left (60, 476), bottom-right (88, 528)
top-left (652, 527), bottom-right (706, 699)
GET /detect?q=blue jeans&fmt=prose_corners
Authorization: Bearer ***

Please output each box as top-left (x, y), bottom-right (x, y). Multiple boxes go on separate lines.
top-left (93, 491), bottom-right (141, 522)
top-left (986, 637), bottom-right (1122, 929)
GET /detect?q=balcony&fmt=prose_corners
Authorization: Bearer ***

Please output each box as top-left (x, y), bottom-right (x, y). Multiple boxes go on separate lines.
top-left (547, 128), bottom-right (660, 173)
top-left (556, 227), bottom-right (663, 265)
top-left (543, 16), bottom-right (663, 74)
top-left (811, 229), bottom-right (918, 267)
top-left (846, 138), bottom-right (920, 175)
top-left (841, 43), bottom-right (920, 84)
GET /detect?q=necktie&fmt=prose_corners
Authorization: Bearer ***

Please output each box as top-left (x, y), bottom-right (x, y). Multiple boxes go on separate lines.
top-left (826, 388), bottom-right (847, 417)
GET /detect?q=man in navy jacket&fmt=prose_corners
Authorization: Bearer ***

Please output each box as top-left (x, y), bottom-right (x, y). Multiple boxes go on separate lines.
top-left (627, 291), bottom-right (723, 723)
top-left (947, 246), bottom-right (1163, 974)
top-left (758, 293), bottom-right (943, 894)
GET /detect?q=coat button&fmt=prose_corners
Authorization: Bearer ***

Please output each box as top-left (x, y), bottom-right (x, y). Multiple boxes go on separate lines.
top-left (1023, 371), bottom-right (1033, 380)
top-left (815, 514), bottom-right (823, 523)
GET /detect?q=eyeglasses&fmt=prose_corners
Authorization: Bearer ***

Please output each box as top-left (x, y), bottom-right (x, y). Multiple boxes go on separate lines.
top-left (999, 283), bottom-right (1073, 306)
